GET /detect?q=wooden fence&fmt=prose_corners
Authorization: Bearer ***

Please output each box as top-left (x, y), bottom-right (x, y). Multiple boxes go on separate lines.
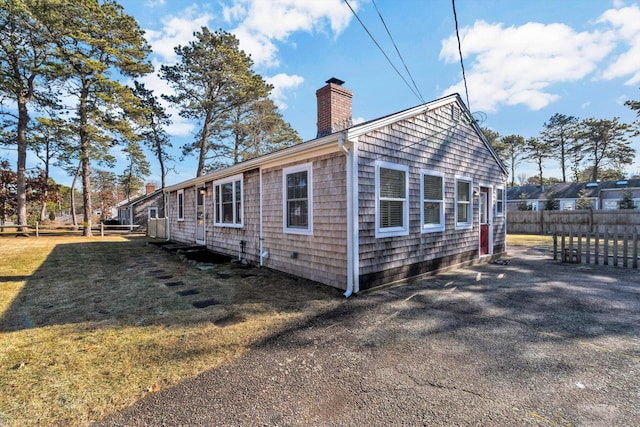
top-left (0, 223), bottom-right (140, 237)
top-left (508, 210), bottom-right (640, 234)
top-left (554, 228), bottom-right (639, 269)
top-left (147, 218), bottom-right (168, 239)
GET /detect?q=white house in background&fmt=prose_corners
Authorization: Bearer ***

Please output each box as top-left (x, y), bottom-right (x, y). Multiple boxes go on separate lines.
top-left (163, 78), bottom-right (508, 295)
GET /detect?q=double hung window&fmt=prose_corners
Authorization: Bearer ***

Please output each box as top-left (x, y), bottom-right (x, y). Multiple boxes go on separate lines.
top-left (214, 174), bottom-right (243, 227)
top-left (455, 178), bottom-right (473, 229)
top-left (177, 189), bottom-right (184, 221)
top-left (421, 170), bottom-right (444, 232)
top-left (283, 164), bottom-right (313, 234)
top-left (376, 161), bottom-right (409, 238)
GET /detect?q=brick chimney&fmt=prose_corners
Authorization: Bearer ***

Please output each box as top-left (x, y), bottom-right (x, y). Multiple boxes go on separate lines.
top-left (316, 77), bottom-right (353, 138)
top-left (145, 183), bottom-right (155, 195)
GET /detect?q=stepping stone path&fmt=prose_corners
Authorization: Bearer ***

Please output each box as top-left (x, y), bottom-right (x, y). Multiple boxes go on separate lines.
top-left (150, 269), bottom-right (165, 274)
top-left (192, 299), bottom-right (219, 309)
top-left (164, 281), bottom-right (185, 287)
top-left (156, 275), bottom-right (173, 280)
top-left (215, 273), bottom-right (231, 279)
top-left (176, 289), bottom-right (200, 296)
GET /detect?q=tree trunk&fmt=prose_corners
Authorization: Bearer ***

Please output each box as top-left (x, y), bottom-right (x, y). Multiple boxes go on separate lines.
top-left (79, 80), bottom-right (92, 236)
top-left (71, 163), bottom-right (80, 227)
top-left (16, 98), bottom-right (29, 229)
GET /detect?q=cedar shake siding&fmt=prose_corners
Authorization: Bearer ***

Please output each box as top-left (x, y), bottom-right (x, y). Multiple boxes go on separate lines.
top-left (206, 169), bottom-right (261, 264)
top-left (163, 85), bottom-right (507, 294)
top-left (356, 102), bottom-right (507, 290)
top-left (169, 186), bottom-right (196, 243)
top-left (261, 153), bottom-right (348, 289)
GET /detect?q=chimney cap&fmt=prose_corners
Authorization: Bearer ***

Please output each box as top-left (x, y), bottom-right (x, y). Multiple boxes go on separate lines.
top-left (326, 77), bottom-right (345, 86)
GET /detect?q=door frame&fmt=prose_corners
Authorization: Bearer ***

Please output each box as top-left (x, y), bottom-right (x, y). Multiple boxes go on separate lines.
top-left (478, 185), bottom-right (493, 256)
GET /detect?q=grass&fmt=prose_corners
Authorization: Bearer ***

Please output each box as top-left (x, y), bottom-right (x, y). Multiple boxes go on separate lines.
top-left (507, 233), bottom-right (555, 249)
top-left (0, 235), bottom-right (339, 426)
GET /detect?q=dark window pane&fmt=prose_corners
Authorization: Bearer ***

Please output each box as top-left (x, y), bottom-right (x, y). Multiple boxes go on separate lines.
top-left (380, 200), bottom-right (404, 228)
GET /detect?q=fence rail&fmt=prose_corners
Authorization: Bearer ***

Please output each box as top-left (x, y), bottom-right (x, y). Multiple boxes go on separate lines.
top-left (0, 223), bottom-right (141, 237)
top-left (508, 210), bottom-right (640, 234)
top-left (553, 228), bottom-right (639, 269)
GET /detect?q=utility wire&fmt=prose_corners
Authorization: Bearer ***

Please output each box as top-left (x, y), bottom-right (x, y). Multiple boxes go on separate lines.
top-left (344, 0), bottom-right (423, 103)
top-left (371, 0), bottom-right (425, 104)
top-left (451, 0), bottom-right (471, 111)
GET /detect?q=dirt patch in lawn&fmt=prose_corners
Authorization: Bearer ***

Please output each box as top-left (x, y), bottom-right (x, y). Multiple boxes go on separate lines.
top-left (0, 235), bottom-right (341, 426)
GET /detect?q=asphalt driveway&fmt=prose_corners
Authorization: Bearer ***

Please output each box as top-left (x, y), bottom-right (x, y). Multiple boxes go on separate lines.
top-left (97, 246), bottom-right (640, 426)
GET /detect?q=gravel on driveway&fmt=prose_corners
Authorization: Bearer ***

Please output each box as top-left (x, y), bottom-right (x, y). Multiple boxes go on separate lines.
top-left (97, 246), bottom-right (640, 426)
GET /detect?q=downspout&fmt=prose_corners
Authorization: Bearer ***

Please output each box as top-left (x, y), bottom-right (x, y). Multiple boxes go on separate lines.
top-left (339, 132), bottom-right (354, 297)
top-left (259, 167), bottom-right (266, 266)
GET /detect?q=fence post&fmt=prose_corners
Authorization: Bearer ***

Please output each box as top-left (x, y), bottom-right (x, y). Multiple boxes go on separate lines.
top-left (604, 230), bottom-right (609, 265)
top-left (35, 221), bottom-right (39, 238)
top-left (100, 223), bottom-right (104, 237)
top-left (594, 229), bottom-right (600, 265)
top-left (586, 232), bottom-right (591, 264)
top-left (553, 232), bottom-right (558, 261)
top-left (577, 230), bottom-right (582, 264)
top-left (634, 230), bottom-right (638, 269)
top-left (623, 230), bottom-right (629, 268)
top-left (613, 232), bottom-right (619, 267)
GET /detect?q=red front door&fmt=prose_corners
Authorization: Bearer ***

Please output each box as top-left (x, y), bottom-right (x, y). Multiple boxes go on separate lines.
top-left (479, 187), bottom-right (489, 255)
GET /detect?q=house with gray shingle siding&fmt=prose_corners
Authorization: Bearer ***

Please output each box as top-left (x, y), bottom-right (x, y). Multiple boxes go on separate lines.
top-left (117, 183), bottom-right (164, 232)
top-left (507, 179), bottom-right (640, 211)
top-left (163, 78), bottom-right (508, 295)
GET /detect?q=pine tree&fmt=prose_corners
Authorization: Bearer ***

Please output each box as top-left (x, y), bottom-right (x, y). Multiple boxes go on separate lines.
top-left (46, 0), bottom-right (152, 234)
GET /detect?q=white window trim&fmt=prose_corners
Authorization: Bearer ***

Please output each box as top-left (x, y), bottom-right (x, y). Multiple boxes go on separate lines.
top-left (495, 187), bottom-right (505, 217)
top-left (375, 161), bottom-right (410, 238)
top-left (420, 169), bottom-right (445, 233)
top-left (213, 174), bottom-right (244, 228)
top-left (148, 207), bottom-right (158, 219)
top-left (455, 176), bottom-right (473, 230)
top-left (177, 189), bottom-right (184, 222)
top-left (283, 163), bottom-right (313, 235)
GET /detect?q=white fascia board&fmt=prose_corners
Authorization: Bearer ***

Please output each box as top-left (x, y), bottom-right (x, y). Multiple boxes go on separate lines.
top-left (164, 133), bottom-right (340, 193)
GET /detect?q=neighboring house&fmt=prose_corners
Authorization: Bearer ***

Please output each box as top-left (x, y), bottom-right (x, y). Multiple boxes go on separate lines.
top-left (164, 78), bottom-right (508, 295)
top-left (117, 183), bottom-right (165, 231)
top-left (507, 179), bottom-right (640, 211)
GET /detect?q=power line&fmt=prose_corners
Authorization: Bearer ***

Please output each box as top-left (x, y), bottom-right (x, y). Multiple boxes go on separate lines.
top-left (451, 0), bottom-right (471, 111)
top-left (371, 0), bottom-right (425, 104)
top-left (343, 0), bottom-right (424, 104)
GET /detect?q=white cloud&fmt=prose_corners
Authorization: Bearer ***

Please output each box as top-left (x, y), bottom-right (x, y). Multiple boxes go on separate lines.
top-left (144, 0), bottom-right (166, 7)
top-left (598, 5), bottom-right (640, 85)
top-left (144, 5), bottom-right (215, 64)
top-left (266, 73), bottom-right (304, 110)
top-left (439, 20), bottom-right (616, 113)
top-left (223, 0), bottom-right (354, 68)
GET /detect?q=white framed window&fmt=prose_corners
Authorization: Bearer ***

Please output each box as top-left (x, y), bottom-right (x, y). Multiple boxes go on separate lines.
top-left (148, 207), bottom-right (158, 219)
top-left (283, 163), bottom-right (313, 235)
top-left (420, 170), bottom-right (444, 232)
top-left (455, 177), bottom-right (473, 229)
top-left (375, 161), bottom-right (409, 238)
top-left (177, 189), bottom-right (184, 221)
top-left (561, 200), bottom-right (574, 211)
top-left (603, 200), bottom-right (618, 210)
top-left (495, 187), bottom-right (505, 216)
top-left (214, 174), bottom-right (243, 228)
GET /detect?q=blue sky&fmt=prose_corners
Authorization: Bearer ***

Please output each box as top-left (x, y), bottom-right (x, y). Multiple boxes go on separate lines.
top-left (7, 0), bottom-right (640, 187)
